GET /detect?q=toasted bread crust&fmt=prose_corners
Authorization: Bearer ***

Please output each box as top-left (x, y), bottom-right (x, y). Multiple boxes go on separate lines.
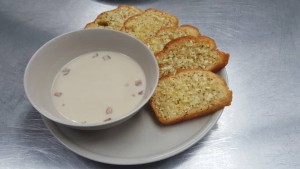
top-left (155, 36), bottom-right (229, 77)
top-left (212, 50), bottom-right (230, 72)
top-left (150, 69), bottom-right (232, 125)
top-left (155, 25), bottom-right (200, 37)
top-left (179, 25), bottom-right (201, 33)
top-left (145, 25), bottom-right (201, 54)
top-left (84, 5), bottom-right (143, 30)
top-left (159, 35), bottom-right (217, 51)
top-left (121, 8), bottom-right (179, 42)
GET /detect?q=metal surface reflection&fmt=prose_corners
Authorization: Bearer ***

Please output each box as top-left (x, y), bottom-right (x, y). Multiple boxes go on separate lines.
top-left (0, 0), bottom-right (299, 168)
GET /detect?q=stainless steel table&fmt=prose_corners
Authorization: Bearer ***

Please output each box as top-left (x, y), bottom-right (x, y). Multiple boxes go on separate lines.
top-left (1, 0), bottom-right (299, 168)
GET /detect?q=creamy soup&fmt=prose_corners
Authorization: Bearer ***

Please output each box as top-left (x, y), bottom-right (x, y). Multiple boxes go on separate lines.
top-left (51, 51), bottom-right (146, 124)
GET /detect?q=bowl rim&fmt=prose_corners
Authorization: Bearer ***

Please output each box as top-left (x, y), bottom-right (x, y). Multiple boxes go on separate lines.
top-left (24, 29), bottom-right (159, 128)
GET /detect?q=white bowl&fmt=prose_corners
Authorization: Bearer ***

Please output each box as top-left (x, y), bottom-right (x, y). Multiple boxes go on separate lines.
top-left (24, 29), bottom-right (159, 130)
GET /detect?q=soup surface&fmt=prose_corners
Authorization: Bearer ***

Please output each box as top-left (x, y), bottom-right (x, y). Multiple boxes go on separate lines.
top-left (51, 51), bottom-right (146, 124)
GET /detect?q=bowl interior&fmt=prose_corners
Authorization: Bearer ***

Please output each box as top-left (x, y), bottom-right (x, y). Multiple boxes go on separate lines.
top-left (24, 29), bottom-right (158, 128)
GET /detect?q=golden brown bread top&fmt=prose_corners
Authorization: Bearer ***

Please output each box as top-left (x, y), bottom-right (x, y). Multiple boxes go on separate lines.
top-left (84, 5), bottom-right (143, 30)
top-left (121, 8), bottom-right (179, 42)
top-left (145, 25), bottom-right (201, 54)
top-left (150, 69), bottom-right (232, 125)
top-left (155, 36), bottom-right (229, 77)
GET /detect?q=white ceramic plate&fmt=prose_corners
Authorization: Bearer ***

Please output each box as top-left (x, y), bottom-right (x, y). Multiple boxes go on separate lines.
top-left (42, 69), bottom-right (227, 165)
